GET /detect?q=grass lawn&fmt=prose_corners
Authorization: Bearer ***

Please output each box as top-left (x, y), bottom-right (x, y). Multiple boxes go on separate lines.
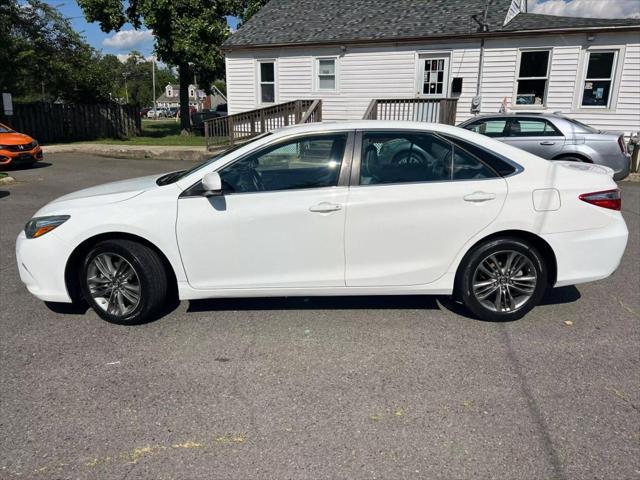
top-left (80, 120), bottom-right (207, 147)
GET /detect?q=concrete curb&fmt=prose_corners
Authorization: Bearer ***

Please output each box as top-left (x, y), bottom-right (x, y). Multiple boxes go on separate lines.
top-left (0, 175), bottom-right (16, 185)
top-left (42, 144), bottom-right (223, 162)
top-left (623, 173), bottom-right (640, 182)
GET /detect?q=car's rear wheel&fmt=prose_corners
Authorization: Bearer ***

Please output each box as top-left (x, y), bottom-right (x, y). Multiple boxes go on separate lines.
top-left (80, 240), bottom-right (168, 325)
top-left (458, 238), bottom-right (548, 321)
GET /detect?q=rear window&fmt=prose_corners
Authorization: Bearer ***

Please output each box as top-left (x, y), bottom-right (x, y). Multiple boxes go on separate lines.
top-left (440, 134), bottom-right (518, 177)
top-left (562, 117), bottom-right (599, 133)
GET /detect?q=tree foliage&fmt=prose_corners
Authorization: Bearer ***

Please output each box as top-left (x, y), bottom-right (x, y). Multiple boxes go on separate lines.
top-left (0, 0), bottom-right (115, 103)
top-left (77, 0), bottom-right (236, 131)
top-left (239, 0), bottom-right (269, 23)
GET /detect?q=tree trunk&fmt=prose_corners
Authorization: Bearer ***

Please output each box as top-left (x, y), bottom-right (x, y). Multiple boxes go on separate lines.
top-left (178, 63), bottom-right (191, 133)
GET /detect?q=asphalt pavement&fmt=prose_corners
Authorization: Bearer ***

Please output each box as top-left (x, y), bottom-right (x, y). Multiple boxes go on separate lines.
top-left (1, 154), bottom-right (638, 480)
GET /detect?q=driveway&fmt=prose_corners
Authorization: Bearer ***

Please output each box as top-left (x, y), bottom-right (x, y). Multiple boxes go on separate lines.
top-left (1, 154), bottom-right (638, 480)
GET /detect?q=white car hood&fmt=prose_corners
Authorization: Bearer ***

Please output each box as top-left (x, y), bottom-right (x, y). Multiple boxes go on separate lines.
top-left (42, 174), bottom-right (162, 212)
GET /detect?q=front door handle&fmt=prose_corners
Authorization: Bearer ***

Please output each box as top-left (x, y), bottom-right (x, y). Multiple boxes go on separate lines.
top-left (309, 202), bottom-right (342, 213)
top-left (540, 141), bottom-right (556, 146)
top-left (463, 192), bottom-right (496, 203)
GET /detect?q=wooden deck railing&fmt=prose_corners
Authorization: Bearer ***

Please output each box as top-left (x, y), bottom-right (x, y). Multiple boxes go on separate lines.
top-left (204, 99), bottom-right (322, 149)
top-left (362, 98), bottom-right (458, 125)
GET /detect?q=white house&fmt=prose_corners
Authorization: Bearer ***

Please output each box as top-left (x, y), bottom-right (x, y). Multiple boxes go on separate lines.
top-left (222, 0), bottom-right (640, 136)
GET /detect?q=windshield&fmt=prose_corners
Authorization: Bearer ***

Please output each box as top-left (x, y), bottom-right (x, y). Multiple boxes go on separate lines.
top-left (563, 117), bottom-right (599, 133)
top-left (0, 123), bottom-right (14, 133)
top-left (156, 133), bottom-right (272, 186)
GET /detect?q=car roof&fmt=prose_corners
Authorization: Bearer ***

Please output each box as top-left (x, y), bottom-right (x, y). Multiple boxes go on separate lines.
top-left (460, 112), bottom-right (566, 122)
top-left (272, 120), bottom-right (481, 136)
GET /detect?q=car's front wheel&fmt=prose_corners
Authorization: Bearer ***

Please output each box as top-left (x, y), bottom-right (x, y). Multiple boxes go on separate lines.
top-left (80, 240), bottom-right (168, 325)
top-left (458, 238), bottom-right (548, 321)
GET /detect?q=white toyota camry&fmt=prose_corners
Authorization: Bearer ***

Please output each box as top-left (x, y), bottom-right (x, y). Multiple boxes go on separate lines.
top-left (16, 121), bottom-right (628, 324)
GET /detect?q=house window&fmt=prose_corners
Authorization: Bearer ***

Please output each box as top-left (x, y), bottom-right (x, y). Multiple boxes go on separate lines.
top-left (581, 51), bottom-right (617, 107)
top-left (259, 61), bottom-right (276, 103)
top-left (421, 56), bottom-right (449, 96)
top-left (515, 50), bottom-right (550, 106)
top-left (316, 58), bottom-right (337, 90)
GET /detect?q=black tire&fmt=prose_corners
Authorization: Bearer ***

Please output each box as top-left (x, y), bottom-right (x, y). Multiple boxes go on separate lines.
top-left (80, 240), bottom-right (168, 325)
top-left (458, 238), bottom-right (548, 322)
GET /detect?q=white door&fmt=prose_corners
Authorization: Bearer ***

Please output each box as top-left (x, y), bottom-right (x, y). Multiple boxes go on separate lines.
top-left (414, 54), bottom-right (450, 121)
top-left (345, 130), bottom-right (508, 287)
top-left (177, 132), bottom-right (351, 290)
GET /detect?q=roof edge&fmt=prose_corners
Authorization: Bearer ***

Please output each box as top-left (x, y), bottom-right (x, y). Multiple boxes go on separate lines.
top-left (223, 23), bottom-right (640, 51)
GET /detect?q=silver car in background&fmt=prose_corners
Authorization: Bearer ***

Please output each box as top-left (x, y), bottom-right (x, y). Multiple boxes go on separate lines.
top-left (458, 113), bottom-right (631, 180)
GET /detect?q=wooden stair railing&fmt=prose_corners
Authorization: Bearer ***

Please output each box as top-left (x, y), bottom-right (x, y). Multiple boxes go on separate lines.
top-left (204, 99), bottom-right (323, 149)
top-left (362, 98), bottom-right (458, 125)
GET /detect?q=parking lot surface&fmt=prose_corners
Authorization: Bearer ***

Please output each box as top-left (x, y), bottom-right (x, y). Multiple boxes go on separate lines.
top-left (1, 154), bottom-right (638, 480)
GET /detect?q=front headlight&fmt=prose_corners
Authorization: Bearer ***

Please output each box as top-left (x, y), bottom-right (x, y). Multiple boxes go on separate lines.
top-left (25, 215), bottom-right (70, 239)
top-left (31, 140), bottom-right (39, 148)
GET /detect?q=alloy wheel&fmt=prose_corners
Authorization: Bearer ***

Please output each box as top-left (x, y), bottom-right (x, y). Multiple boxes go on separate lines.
top-left (472, 250), bottom-right (537, 313)
top-left (86, 253), bottom-right (141, 317)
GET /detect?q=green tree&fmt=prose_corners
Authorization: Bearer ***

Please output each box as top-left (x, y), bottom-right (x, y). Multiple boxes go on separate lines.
top-left (239, 0), bottom-right (269, 23)
top-left (0, 0), bottom-right (114, 103)
top-left (117, 52), bottom-right (176, 107)
top-left (77, 0), bottom-right (236, 132)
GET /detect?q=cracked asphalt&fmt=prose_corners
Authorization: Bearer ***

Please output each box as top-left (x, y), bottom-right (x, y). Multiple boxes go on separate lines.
top-left (1, 154), bottom-right (638, 480)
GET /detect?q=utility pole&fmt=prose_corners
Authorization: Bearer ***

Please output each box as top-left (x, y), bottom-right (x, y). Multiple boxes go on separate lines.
top-left (152, 57), bottom-right (157, 117)
top-left (122, 71), bottom-right (130, 104)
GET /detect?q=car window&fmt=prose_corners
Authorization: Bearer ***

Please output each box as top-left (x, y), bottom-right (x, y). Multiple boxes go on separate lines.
top-left (465, 119), bottom-right (507, 138)
top-left (0, 123), bottom-right (14, 133)
top-left (360, 132), bottom-right (497, 185)
top-left (507, 118), bottom-right (562, 137)
top-left (452, 146), bottom-right (497, 180)
top-left (219, 133), bottom-right (347, 193)
top-left (441, 134), bottom-right (517, 177)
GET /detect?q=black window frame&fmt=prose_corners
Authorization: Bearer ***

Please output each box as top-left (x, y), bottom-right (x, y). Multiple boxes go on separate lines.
top-left (181, 131), bottom-right (355, 197)
top-left (505, 117), bottom-right (563, 137)
top-left (351, 130), bottom-right (509, 187)
top-left (463, 118), bottom-right (509, 138)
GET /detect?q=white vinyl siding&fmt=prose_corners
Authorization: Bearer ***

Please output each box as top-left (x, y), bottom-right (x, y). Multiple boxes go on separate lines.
top-left (225, 31), bottom-right (640, 136)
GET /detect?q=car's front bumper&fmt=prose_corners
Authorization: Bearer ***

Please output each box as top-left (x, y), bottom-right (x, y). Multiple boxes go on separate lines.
top-left (543, 216), bottom-right (629, 288)
top-left (16, 230), bottom-right (73, 302)
top-left (0, 146), bottom-right (43, 165)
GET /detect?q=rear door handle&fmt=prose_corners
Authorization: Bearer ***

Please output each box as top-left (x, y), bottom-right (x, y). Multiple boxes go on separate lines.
top-left (309, 202), bottom-right (342, 213)
top-left (463, 192), bottom-right (496, 203)
top-left (540, 141), bottom-right (556, 145)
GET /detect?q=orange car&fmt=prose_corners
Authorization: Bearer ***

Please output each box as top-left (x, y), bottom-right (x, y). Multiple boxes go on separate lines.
top-left (0, 122), bottom-right (43, 167)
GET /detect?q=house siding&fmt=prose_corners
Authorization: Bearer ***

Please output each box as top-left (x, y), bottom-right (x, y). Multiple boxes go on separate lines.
top-left (225, 31), bottom-right (640, 135)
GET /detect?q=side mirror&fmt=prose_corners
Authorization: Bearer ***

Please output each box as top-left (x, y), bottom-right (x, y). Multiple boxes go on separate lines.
top-left (202, 172), bottom-right (222, 196)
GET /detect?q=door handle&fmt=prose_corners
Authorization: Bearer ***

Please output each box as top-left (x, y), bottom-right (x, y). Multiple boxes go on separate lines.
top-left (463, 192), bottom-right (496, 203)
top-left (540, 141), bottom-right (556, 146)
top-left (309, 202), bottom-right (342, 213)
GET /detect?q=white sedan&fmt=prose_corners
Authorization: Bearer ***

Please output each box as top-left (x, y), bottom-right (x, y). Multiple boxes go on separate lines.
top-left (16, 121), bottom-right (628, 324)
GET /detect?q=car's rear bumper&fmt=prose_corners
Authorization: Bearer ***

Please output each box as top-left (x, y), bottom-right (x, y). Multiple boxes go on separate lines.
top-left (612, 154), bottom-right (631, 181)
top-left (16, 230), bottom-right (72, 302)
top-left (543, 216), bottom-right (629, 288)
top-left (0, 146), bottom-right (43, 165)
top-left (599, 152), bottom-right (631, 181)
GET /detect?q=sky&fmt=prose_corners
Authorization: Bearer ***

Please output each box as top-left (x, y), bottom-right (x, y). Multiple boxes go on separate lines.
top-left (51, 0), bottom-right (639, 62)
top-left (51, 1), bottom-right (240, 61)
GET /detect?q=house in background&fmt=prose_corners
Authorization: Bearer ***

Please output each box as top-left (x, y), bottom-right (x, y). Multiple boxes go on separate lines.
top-left (157, 84), bottom-right (227, 112)
top-left (222, 0), bottom-right (640, 136)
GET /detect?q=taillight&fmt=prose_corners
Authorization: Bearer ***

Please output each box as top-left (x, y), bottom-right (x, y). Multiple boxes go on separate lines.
top-left (618, 135), bottom-right (626, 154)
top-left (579, 189), bottom-right (621, 211)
